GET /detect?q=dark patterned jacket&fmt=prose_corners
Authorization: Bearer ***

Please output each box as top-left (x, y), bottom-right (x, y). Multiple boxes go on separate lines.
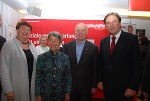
top-left (35, 50), bottom-right (72, 101)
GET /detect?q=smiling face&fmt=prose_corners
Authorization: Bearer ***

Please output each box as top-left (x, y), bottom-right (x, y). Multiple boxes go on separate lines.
top-left (105, 15), bottom-right (121, 36)
top-left (48, 35), bottom-right (61, 53)
top-left (75, 23), bottom-right (88, 42)
top-left (17, 25), bottom-right (31, 40)
top-left (40, 37), bottom-right (47, 47)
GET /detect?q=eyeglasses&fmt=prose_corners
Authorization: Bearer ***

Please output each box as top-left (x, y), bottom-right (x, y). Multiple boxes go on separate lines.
top-left (106, 20), bottom-right (119, 25)
top-left (49, 39), bottom-right (60, 43)
top-left (19, 28), bottom-right (31, 34)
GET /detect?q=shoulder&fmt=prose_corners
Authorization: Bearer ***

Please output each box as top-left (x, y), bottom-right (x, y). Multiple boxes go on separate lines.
top-left (36, 45), bottom-right (41, 49)
top-left (36, 45), bottom-right (40, 48)
top-left (121, 31), bottom-right (139, 45)
top-left (100, 35), bottom-right (110, 43)
top-left (58, 51), bottom-right (69, 59)
top-left (86, 40), bottom-right (97, 47)
top-left (121, 31), bottom-right (137, 38)
top-left (37, 51), bottom-right (48, 60)
top-left (64, 40), bottom-right (75, 47)
top-left (85, 40), bottom-right (98, 50)
top-left (4, 39), bottom-right (15, 47)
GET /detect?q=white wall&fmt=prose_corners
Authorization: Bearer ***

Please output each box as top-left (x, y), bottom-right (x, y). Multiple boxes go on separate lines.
top-left (122, 18), bottom-right (150, 39)
top-left (0, 1), bottom-right (23, 40)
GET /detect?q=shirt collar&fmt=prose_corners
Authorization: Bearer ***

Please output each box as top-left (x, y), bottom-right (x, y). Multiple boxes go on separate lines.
top-left (76, 39), bottom-right (86, 46)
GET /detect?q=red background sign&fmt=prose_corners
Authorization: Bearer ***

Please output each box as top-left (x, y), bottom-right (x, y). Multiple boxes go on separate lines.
top-left (21, 19), bottom-right (110, 98)
top-left (22, 19), bottom-right (110, 49)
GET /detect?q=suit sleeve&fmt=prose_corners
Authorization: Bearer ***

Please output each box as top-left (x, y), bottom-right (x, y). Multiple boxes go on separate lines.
top-left (141, 44), bottom-right (150, 93)
top-left (99, 40), bottom-right (104, 82)
top-left (128, 36), bottom-right (141, 91)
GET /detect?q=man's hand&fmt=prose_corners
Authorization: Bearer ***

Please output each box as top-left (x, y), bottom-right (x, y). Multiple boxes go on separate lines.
top-left (65, 94), bottom-right (70, 101)
top-left (5, 91), bottom-right (15, 100)
top-left (124, 88), bottom-right (136, 97)
top-left (97, 82), bottom-right (103, 90)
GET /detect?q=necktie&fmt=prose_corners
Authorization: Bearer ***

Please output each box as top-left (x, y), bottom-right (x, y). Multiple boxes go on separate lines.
top-left (110, 36), bottom-right (116, 55)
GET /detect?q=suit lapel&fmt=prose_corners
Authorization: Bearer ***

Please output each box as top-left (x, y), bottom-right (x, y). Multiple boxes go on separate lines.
top-left (72, 40), bottom-right (78, 65)
top-left (111, 31), bottom-right (125, 56)
top-left (105, 36), bottom-right (111, 56)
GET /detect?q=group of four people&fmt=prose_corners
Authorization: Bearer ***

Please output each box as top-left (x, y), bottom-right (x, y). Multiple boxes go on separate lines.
top-left (0, 12), bottom-right (149, 101)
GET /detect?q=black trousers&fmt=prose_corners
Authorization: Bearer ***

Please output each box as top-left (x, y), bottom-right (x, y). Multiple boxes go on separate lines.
top-left (70, 89), bottom-right (92, 101)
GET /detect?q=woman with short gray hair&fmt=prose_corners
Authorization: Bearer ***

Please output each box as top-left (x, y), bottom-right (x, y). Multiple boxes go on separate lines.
top-left (35, 31), bottom-right (72, 101)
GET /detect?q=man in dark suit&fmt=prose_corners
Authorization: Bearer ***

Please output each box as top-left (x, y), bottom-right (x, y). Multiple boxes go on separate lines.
top-left (99, 12), bottom-right (141, 101)
top-left (63, 23), bottom-right (99, 101)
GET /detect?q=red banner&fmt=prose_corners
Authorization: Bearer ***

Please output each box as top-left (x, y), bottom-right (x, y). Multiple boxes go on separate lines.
top-left (129, 0), bottom-right (150, 11)
top-left (22, 19), bottom-right (110, 48)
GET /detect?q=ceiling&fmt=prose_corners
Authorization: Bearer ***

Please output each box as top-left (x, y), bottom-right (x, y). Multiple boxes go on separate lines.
top-left (39, 0), bottom-right (128, 19)
top-left (2, 0), bottom-right (150, 19)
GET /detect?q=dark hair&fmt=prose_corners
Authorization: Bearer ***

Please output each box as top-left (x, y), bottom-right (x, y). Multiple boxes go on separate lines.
top-left (104, 12), bottom-right (121, 25)
top-left (16, 21), bottom-right (32, 31)
top-left (48, 31), bottom-right (62, 42)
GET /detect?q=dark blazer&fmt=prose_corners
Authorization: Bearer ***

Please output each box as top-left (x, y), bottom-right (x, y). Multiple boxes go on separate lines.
top-left (0, 35), bottom-right (6, 52)
top-left (63, 40), bottom-right (99, 95)
top-left (141, 44), bottom-right (150, 94)
top-left (99, 31), bottom-right (141, 98)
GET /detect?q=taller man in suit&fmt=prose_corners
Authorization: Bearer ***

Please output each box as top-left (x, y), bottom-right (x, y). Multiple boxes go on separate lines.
top-left (63, 23), bottom-right (99, 101)
top-left (99, 12), bottom-right (141, 101)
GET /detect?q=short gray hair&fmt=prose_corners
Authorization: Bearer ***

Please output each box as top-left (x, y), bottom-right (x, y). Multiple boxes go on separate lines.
top-left (48, 31), bottom-right (62, 42)
top-left (75, 23), bottom-right (88, 34)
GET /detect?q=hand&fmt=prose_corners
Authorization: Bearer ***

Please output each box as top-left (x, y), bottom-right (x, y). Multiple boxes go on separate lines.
top-left (5, 91), bottom-right (15, 100)
top-left (142, 92), bottom-right (148, 99)
top-left (36, 96), bottom-right (42, 101)
top-left (97, 82), bottom-right (103, 90)
top-left (124, 88), bottom-right (136, 97)
top-left (65, 94), bottom-right (70, 101)
top-left (91, 88), bottom-right (97, 94)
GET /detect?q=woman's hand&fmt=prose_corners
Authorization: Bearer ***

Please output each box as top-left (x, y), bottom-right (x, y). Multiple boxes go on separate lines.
top-left (65, 94), bottom-right (70, 101)
top-left (36, 96), bottom-right (42, 101)
top-left (6, 91), bottom-right (15, 100)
